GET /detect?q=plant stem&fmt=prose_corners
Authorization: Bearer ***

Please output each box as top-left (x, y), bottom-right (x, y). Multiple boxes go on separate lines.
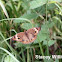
top-left (46, 0), bottom-right (49, 55)
top-left (46, 0), bottom-right (47, 21)
top-left (30, 48), bottom-right (34, 62)
top-left (27, 48), bottom-right (30, 62)
top-left (0, 32), bottom-right (13, 52)
top-left (47, 41), bottom-right (49, 55)
top-left (37, 36), bottom-right (44, 56)
top-left (21, 48), bottom-right (26, 62)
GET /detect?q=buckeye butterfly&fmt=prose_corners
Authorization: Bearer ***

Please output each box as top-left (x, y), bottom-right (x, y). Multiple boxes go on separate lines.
top-left (11, 27), bottom-right (41, 44)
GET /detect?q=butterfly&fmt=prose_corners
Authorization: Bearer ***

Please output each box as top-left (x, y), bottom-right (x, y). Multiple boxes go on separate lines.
top-left (11, 27), bottom-right (41, 44)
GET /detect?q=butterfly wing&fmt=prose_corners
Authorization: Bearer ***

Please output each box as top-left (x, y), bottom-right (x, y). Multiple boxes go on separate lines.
top-left (26, 27), bottom-right (40, 35)
top-left (12, 32), bottom-right (30, 44)
top-left (11, 27), bottom-right (40, 44)
top-left (26, 28), bottom-right (39, 43)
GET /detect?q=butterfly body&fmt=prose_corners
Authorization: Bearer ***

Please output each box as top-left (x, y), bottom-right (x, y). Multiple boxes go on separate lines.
top-left (12, 27), bottom-right (40, 44)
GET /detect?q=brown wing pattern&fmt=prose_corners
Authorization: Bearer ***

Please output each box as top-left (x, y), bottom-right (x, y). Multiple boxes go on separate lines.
top-left (11, 27), bottom-right (40, 44)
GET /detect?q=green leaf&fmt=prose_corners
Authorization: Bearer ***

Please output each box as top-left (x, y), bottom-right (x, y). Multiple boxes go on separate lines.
top-left (30, 0), bottom-right (61, 9)
top-left (34, 30), bottom-right (49, 44)
top-left (49, 0), bottom-right (61, 2)
top-left (21, 13), bottom-right (38, 20)
top-left (34, 21), bottom-right (56, 44)
top-left (0, 0), bottom-right (9, 18)
top-left (47, 3), bottom-right (56, 10)
top-left (55, 59), bottom-right (59, 62)
top-left (0, 47), bottom-right (19, 62)
top-left (21, 0), bottom-right (29, 10)
top-left (4, 55), bottom-right (16, 62)
top-left (21, 23), bottom-right (39, 30)
top-left (34, 25), bottom-right (50, 44)
top-left (30, 0), bottom-right (47, 9)
top-left (42, 21), bottom-right (56, 29)
top-left (21, 23), bottom-right (33, 30)
top-left (13, 18), bottom-right (31, 23)
top-left (14, 42), bottom-right (31, 48)
top-left (43, 40), bottom-right (56, 46)
top-left (14, 42), bottom-right (24, 48)
top-left (44, 59), bottom-right (54, 62)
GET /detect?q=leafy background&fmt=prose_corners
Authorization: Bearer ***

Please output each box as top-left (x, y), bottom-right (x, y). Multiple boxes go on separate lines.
top-left (0, 0), bottom-right (62, 62)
